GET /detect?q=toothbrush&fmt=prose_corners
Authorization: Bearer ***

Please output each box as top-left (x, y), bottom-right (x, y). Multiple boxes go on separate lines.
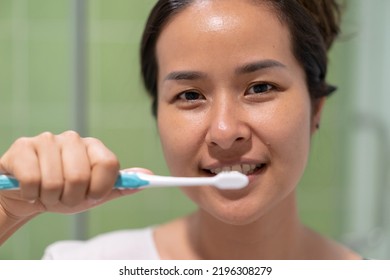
top-left (0, 171), bottom-right (248, 191)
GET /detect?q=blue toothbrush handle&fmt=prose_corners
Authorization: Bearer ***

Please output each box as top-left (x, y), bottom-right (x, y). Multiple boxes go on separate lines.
top-left (114, 172), bottom-right (150, 189)
top-left (0, 175), bottom-right (19, 190)
top-left (0, 173), bottom-right (150, 190)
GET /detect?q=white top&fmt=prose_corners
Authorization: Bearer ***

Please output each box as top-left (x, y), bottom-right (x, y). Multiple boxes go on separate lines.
top-left (42, 227), bottom-right (160, 260)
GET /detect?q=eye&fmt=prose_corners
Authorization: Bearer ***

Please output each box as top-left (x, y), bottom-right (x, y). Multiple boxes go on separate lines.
top-left (246, 83), bottom-right (274, 95)
top-left (177, 90), bottom-right (205, 101)
top-left (173, 90), bottom-right (206, 109)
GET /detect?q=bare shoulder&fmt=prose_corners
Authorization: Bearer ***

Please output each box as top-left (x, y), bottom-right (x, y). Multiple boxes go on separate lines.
top-left (153, 215), bottom-right (196, 260)
top-left (301, 227), bottom-right (362, 260)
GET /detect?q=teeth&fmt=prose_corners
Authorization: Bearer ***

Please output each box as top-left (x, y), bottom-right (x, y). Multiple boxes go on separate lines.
top-left (222, 166), bottom-right (231, 172)
top-left (242, 164), bottom-right (251, 173)
top-left (214, 167), bottom-right (222, 174)
top-left (231, 164), bottom-right (241, 172)
top-left (209, 164), bottom-right (262, 175)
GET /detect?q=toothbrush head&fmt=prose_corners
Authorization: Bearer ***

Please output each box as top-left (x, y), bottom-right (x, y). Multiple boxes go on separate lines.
top-left (212, 171), bottom-right (249, 190)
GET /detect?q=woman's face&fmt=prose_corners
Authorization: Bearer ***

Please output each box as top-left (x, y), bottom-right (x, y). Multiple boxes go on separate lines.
top-left (155, 0), bottom-right (322, 224)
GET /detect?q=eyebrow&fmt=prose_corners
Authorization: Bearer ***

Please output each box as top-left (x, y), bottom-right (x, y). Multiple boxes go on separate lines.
top-left (164, 71), bottom-right (207, 81)
top-left (235, 59), bottom-right (286, 75)
top-left (164, 59), bottom-right (286, 81)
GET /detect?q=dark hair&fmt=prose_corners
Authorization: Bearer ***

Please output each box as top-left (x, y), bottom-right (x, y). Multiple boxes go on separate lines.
top-left (141, 0), bottom-right (342, 117)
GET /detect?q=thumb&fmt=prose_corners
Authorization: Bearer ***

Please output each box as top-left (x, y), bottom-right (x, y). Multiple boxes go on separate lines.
top-left (121, 167), bottom-right (154, 175)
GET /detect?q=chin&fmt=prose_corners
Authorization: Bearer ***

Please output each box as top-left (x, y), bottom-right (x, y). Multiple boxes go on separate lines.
top-left (183, 176), bottom-right (296, 226)
top-left (202, 197), bottom-right (272, 226)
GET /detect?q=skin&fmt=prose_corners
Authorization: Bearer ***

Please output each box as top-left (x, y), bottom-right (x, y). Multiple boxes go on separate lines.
top-left (154, 0), bottom-right (360, 259)
top-left (0, 0), bottom-right (360, 259)
top-left (157, 0), bottom-right (312, 226)
top-left (0, 132), bottom-right (141, 244)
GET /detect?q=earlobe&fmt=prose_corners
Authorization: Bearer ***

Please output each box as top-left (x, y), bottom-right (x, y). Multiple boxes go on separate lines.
top-left (311, 97), bottom-right (326, 133)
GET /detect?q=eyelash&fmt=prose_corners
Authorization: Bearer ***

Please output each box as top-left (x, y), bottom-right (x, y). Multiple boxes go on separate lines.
top-left (245, 82), bottom-right (277, 95)
top-left (174, 81), bottom-right (278, 104)
top-left (176, 90), bottom-right (205, 102)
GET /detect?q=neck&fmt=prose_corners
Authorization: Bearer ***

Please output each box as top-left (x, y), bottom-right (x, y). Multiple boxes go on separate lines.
top-left (187, 192), bottom-right (306, 259)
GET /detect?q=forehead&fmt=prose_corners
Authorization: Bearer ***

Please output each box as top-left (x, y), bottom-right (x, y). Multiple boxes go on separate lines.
top-left (156, 0), bottom-right (294, 76)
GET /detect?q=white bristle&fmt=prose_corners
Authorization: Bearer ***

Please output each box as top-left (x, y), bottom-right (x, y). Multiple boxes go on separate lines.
top-left (213, 171), bottom-right (249, 190)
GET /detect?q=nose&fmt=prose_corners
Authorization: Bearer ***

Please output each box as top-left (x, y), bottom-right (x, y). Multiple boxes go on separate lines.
top-left (205, 98), bottom-right (250, 150)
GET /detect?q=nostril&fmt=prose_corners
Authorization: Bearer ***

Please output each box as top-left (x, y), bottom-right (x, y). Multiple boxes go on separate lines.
top-left (207, 133), bottom-right (250, 149)
top-left (206, 118), bottom-right (251, 149)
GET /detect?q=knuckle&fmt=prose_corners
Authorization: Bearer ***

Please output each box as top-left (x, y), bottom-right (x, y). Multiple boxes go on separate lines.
top-left (84, 136), bottom-right (98, 142)
top-left (38, 131), bottom-right (55, 141)
top-left (61, 130), bottom-right (80, 138)
top-left (85, 138), bottom-right (120, 171)
top-left (42, 179), bottom-right (64, 191)
top-left (84, 137), bottom-right (103, 147)
top-left (19, 174), bottom-right (41, 187)
top-left (100, 153), bottom-right (120, 170)
top-left (61, 130), bottom-right (81, 140)
top-left (13, 137), bottom-right (33, 149)
top-left (66, 172), bottom-right (89, 186)
top-left (36, 132), bottom-right (58, 147)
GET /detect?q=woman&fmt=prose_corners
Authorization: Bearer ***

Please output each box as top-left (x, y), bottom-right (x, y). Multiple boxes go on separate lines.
top-left (0, 0), bottom-right (362, 259)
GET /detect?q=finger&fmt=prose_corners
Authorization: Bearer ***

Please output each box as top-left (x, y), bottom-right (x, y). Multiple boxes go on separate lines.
top-left (84, 137), bottom-right (120, 200)
top-left (34, 132), bottom-right (64, 206)
top-left (0, 158), bottom-right (5, 174)
top-left (58, 131), bottom-right (90, 206)
top-left (85, 167), bottom-right (151, 206)
top-left (73, 167), bottom-right (151, 209)
top-left (1, 138), bottom-right (41, 201)
top-left (121, 167), bottom-right (154, 175)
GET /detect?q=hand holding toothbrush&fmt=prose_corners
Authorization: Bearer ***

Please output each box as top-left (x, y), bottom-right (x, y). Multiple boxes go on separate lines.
top-left (0, 131), bottom-right (247, 245)
top-left (0, 132), bottom-right (143, 222)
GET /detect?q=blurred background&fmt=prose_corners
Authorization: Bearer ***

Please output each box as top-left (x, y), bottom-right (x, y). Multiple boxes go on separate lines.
top-left (0, 0), bottom-right (389, 259)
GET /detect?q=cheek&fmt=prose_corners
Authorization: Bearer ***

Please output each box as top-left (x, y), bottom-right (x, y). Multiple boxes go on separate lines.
top-left (157, 113), bottom-right (179, 174)
top-left (264, 95), bottom-right (313, 178)
top-left (157, 108), bottom-right (205, 176)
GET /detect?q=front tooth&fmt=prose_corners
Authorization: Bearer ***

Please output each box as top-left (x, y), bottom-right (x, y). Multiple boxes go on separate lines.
top-left (231, 164), bottom-right (242, 172)
top-left (242, 164), bottom-right (251, 173)
top-left (222, 166), bottom-right (231, 172)
top-left (214, 167), bottom-right (222, 174)
top-left (250, 164), bottom-right (257, 172)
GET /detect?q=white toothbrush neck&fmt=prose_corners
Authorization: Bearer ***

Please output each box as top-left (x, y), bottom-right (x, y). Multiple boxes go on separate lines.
top-left (137, 173), bottom-right (215, 187)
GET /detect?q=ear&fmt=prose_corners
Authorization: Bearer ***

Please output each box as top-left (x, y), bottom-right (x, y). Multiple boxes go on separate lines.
top-left (311, 97), bottom-right (326, 134)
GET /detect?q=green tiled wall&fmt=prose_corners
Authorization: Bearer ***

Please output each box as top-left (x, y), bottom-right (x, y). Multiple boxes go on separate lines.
top-left (0, 0), bottom-right (351, 259)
